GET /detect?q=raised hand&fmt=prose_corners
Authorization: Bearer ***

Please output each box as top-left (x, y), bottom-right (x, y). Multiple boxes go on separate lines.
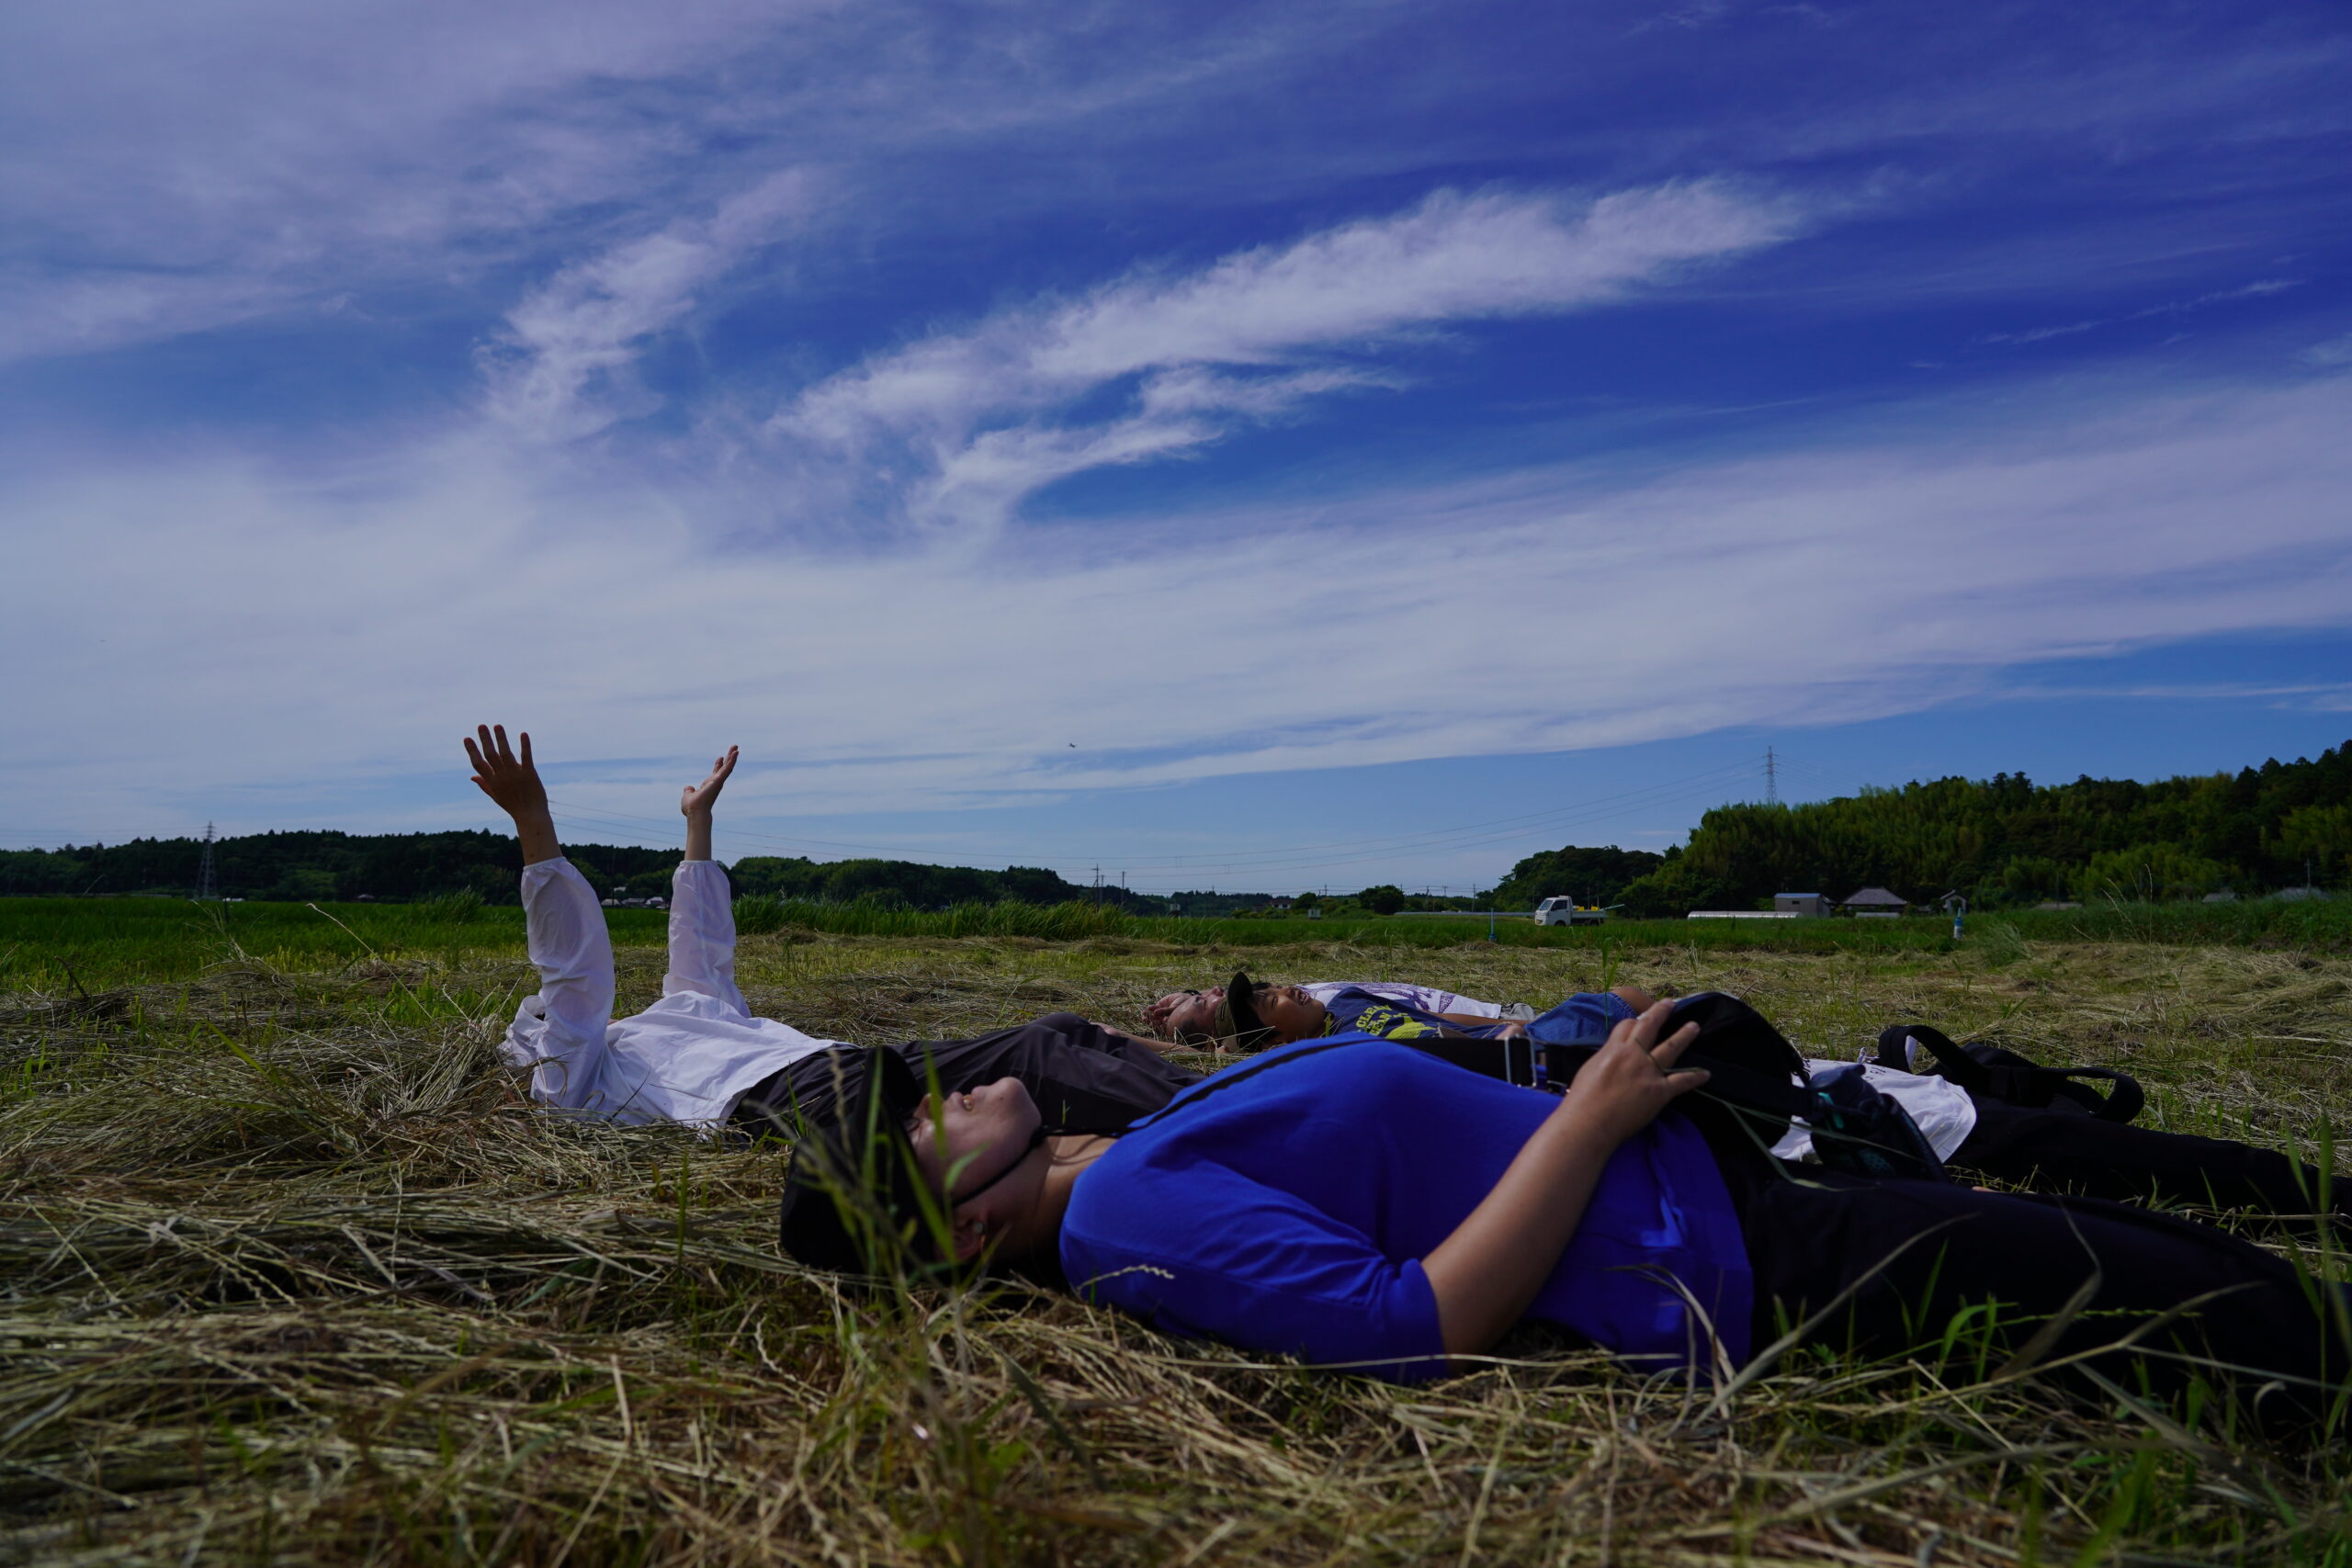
top-left (465, 724), bottom-right (548, 819)
top-left (463, 723), bottom-right (561, 866)
top-left (680, 746), bottom-right (740, 820)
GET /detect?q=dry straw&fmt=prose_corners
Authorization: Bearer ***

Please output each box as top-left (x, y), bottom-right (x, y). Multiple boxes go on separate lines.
top-left (2, 920), bottom-right (2347, 1563)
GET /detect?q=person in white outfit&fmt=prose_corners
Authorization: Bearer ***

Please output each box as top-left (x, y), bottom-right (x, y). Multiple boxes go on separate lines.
top-left (464, 725), bottom-right (1200, 1138)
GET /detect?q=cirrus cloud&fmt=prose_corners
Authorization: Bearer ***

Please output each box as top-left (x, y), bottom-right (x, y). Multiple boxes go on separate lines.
top-left (772, 181), bottom-right (1803, 533)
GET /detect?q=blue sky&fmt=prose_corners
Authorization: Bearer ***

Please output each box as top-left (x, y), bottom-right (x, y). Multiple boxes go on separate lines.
top-left (4, 0), bottom-right (2349, 893)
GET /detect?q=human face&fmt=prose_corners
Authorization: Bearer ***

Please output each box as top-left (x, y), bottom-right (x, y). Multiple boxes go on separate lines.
top-left (1147, 987), bottom-right (1222, 1043)
top-left (905, 1077), bottom-right (1042, 1202)
top-left (1250, 984), bottom-right (1327, 1042)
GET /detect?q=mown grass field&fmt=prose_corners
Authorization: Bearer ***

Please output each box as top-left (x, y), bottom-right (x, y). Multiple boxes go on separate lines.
top-left (3, 896), bottom-right (2349, 1565)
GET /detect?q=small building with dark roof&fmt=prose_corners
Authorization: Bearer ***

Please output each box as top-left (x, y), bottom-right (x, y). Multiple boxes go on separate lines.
top-left (1842, 886), bottom-right (1909, 916)
top-left (1774, 893), bottom-right (1831, 917)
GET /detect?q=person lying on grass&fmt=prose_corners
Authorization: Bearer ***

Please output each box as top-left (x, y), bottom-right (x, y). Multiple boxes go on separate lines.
top-left (463, 724), bottom-right (1199, 1139)
top-left (780, 1004), bottom-right (2352, 1429)
top-left (1149, 973), bottom-right (2346, 1220)
top-left (1138, 973), bottom-right (1580, 1048)
top-left (1143, 979), bottom-right (1541, 1043)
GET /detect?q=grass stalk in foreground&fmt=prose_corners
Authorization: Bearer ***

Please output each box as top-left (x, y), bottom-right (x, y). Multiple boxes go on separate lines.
top-left (0, 916), bottom-right (2346, 1563)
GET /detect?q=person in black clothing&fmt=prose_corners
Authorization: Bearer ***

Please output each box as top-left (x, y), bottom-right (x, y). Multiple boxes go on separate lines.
top-left (781, 1005), bottom-right (2352, 1431)
top-left (732, 1010), bottom-right (1202, 1143)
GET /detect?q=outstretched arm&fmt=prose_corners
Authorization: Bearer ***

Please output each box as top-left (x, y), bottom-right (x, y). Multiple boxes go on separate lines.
top-left (466, 724), bottom-right (561, 865)
top-left (1419, 1002), bottom-right (1707, 1357)
top-left (467, 725), bottom-right (616, 1105)
top-left (666, 746), bottom-right (750, 1010)
top-left (680, 746), bottom-right (738, 863)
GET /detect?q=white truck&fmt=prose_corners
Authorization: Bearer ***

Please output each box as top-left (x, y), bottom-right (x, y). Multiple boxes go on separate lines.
top-left (1533, 897), bottom-right (1609, 927)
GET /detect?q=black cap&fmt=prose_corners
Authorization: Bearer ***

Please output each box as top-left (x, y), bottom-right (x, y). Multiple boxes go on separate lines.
top-left (1207, 970), bottom-right (1276, 1053)
top-left (775, 1048), bottom-right (941, 1276)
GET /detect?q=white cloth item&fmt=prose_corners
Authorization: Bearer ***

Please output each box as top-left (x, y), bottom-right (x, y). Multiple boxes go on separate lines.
top-left (1770, 1058), bottom-right (1979, 1162)
top-left (503, 858), bottom-right (843, 1129)
top-left (1299, 981), bottom-right (1506, 1018)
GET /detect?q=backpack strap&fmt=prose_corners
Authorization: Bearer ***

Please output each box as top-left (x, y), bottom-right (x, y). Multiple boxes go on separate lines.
top-left (1876, 1025), bottom-right (1996, 1094)
top-left (1880, 1023), bottom-right (2144, 1124)
top-left (2041, 1066), bottom-right (2144, 1124)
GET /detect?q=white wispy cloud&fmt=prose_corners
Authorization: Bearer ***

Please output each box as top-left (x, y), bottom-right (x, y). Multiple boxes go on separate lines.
top-left (0, 0), bottom-right (795, 364)
top-left (6, 371), bottom-right (2348, 841)
top-left (773, 182), bottom-right (1800, 532)
top-left (2301, 332), bottom-right (2352, 367)
top-left (480, 172), bottom-right (815, 440)
top-left (1978, 276), bottom-right (2304, 347)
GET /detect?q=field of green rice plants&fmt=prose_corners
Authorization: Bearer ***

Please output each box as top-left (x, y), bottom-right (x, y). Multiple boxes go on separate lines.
top-left (2, 897), bottom-right (2349, 1565)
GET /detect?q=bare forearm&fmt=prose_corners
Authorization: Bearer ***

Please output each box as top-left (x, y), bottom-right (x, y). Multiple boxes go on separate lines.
top-left (512, 806), bottom-right (563, 867)
top-left (684, 812), bottom-right (714, 862)
top-left (1420, 1103), bottom-right (1624, 1356)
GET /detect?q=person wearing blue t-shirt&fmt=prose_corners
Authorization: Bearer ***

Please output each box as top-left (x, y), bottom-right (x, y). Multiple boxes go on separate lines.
top-left (1150, 972), bottom-right (1646, 1054)
top-left (777, 999), bottom-right (2349, 1427)
top-left (1146, 974), bottom-right (2348, 1222)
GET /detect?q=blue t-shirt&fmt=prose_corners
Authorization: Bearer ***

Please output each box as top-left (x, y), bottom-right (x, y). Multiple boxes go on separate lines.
top-left (1061, 1037), bottom-right (1751, 1382)
top-left (1318, 987), bottom-right (1635, 1043)
top-left (1317, 985), bottom-right (1485, 1041)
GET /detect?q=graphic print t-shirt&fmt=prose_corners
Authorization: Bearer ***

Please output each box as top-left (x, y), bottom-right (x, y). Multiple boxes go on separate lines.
top-left (1316, 986), bottom-right (1508, 1042)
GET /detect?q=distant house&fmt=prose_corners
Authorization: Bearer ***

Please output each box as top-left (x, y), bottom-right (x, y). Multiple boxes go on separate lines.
top-left (1774, 893), bottom-right (1831, 918)
top-left (1842, 886), bottom-right (1909, 917)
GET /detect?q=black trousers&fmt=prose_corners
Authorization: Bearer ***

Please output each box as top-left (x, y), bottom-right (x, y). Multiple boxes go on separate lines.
top-left (1724, 1156), bottom-right (2351, 1427)
top-left (733, 1012), bottom-right (1201, 1140)
top-left (1949, 1098), bottom-right (2345, 1216)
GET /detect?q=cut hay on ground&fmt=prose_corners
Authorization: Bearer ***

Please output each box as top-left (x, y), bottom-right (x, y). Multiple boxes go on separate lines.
top-left (2, 924), bottom-right (2347, 1564)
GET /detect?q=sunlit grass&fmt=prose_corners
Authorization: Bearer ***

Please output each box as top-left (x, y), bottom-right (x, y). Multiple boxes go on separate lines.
top-left (2, 904), bottom-right (2348, 1562)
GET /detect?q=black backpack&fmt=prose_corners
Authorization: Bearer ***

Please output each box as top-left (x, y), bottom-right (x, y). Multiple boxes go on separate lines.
top-left (1512, 993), bottom-right (1949, 1183)
top-left (1132, 994), bottom-right (1949, 1182)
top-left (1872, 1023), bottom-right (2144, 1124)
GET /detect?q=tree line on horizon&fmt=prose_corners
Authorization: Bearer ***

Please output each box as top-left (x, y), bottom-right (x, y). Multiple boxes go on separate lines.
top-left (5, 740), bottom-right (2345, 915)
top-left (0, 830), bottom-right (1158, 912)
top-left (1495, 740), bottom-right (2352, 916)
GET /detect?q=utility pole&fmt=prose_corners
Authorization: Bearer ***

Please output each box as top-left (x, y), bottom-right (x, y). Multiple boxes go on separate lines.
top-left (1764, 746), bottom-right (1779, 807)
top-left (196, 823), bottom-right (218, 901)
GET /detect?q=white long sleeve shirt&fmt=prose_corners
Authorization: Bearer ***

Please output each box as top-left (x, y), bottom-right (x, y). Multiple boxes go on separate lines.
top-left (502, 857), bottom-right (844, 1129)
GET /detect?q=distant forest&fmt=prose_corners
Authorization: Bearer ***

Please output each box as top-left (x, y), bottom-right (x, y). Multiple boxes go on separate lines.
top-left (1486, 846), bottom-right (1667, 912)
top-left (6, 740), bottom-right (2346, 915)
top-left (726, 857), bottom-right (1154, 912)
top-left (1480, 741), bottom-right (2352, 916)
top-left (1609, 740), bottom-right (2352, 915)
top-left (0, 830), bottom-right (1156, 911)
